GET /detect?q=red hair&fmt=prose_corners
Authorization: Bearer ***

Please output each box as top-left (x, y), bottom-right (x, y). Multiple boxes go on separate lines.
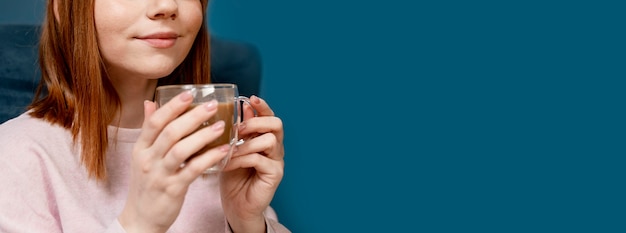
top-left (29, 0), bottom-right (211, 181)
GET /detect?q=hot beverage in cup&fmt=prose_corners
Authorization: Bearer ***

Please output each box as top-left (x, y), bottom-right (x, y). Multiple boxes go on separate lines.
top-left (155, 84), bottom-right (253, 174)
top-left (185, 102), bottom-right (234, 158)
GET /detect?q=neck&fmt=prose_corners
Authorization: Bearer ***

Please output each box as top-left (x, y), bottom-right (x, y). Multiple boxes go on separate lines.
top-left (109, 79), bottom-right (158, 129)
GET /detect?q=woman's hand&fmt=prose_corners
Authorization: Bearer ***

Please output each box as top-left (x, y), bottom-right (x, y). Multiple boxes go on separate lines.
top-left (220, 95), bottom-right (285, 233)
top-left (119, 91), bottom-right (230, 233)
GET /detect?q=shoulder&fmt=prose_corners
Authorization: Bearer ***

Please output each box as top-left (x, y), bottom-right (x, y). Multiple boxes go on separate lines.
top-left (0, 112), bottom-right (70, 144)
top-left (0, 113), bottom-right (79, 196)
top-left (0, 112), bottom-right (68, 134)
top-left (0, 112), bottom-right (74, 164)
top-left (0, 115), bottom-right (70, 231)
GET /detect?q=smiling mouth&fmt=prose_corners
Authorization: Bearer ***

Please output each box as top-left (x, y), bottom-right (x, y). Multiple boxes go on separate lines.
top-left (139, 38), bottom-right (177, 48)
top-left (135, 33), bottom-right (180, 48)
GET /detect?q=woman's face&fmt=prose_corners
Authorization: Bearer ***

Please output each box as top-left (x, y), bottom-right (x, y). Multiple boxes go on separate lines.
top-left (94, 0), bottom-right (204, 81)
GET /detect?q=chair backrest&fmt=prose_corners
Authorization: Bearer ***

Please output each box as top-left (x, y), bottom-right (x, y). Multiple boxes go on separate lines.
top-left (0, 24), bottom-right (262, 123)
top-left (0, 25), bottom-right (40, 123)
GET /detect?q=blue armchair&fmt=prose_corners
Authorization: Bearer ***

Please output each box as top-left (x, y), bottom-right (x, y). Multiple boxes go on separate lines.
top-left (0, 24), bottom-right (262, 123)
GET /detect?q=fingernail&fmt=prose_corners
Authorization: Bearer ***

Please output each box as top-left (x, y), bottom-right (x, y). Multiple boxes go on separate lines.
top-left (219, 144), bottom-right (231, 152)
top-left (205, 100), bottom-right (217, 111)
top-left (180, 91), bottom-right (192, 101)
top-left (251, 95), bottom-right (261, 104)
top-left (238, 122), bottom-right (246, 131)
top-left (212, 120), bottom-right (225, 130)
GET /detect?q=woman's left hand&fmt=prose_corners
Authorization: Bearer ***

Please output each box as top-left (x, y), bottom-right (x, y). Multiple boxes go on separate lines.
top-left (220, 95), bottom-right (285, 233)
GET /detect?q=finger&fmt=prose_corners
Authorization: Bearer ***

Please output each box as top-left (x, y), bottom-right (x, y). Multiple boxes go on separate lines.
top-left (233, 133), bottom-right (284, 160)
top-left (242, 100), bottom-right (256, 121)
top-left (250, 95), bottom-right (275, 117)
top-left (137, 91), bottom-right (193, 151)
top-left (135, 100), bottom-right (158, 149)
top-left (152, 100), bottom-right (219, 160)
top-left (239, 116), bottom-right (284, 143)
top-left (161, 120), bottom-right (226, 171)
top-left (223, 153), bottom-right (284, 180)
top-left (177, 144), bottom-right (231, 182)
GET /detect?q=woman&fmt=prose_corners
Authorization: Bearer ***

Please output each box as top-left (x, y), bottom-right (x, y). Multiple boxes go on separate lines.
top-left (0, 0), bottom-right (289, 232)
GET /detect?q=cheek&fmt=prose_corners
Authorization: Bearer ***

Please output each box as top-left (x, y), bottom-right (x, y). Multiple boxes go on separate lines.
top-left (94, 19), bottom-right (125, 64)
top-left (94, 2), bottom-right (136, 64)
top-left (94, 1), bottom-right (134, 39)
top-left (187, 4), bottom-right (205, 33)
top-left (177, 6), bottom-right (204, 56)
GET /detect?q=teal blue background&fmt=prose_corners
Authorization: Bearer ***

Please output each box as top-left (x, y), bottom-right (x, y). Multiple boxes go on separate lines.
top-left (2, 0), bottom-right (625, 232)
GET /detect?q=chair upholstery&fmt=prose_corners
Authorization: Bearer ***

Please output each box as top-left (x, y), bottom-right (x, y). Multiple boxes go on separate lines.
top-left (0, 24), bottom-right (262, 123)
top-left (0, 25), bottom-right (40, 123)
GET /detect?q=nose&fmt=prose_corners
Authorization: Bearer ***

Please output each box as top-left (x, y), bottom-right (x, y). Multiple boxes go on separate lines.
top-left (148, 0), bottom-right (178, 20)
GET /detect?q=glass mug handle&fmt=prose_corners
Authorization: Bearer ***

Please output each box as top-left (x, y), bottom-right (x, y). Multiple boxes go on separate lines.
top-left (235, 96), bottom-right (257, 146)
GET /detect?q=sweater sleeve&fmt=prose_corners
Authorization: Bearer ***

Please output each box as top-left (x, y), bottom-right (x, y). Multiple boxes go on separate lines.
top-left (264, 206), bottom-right (291, 233)
top-left (224, 207), bottom-right (291, 233)
top-left (103, 219), bottom-right (128, 233)
top-left (0, 117), bottom-right (126, 233)
top-left (0, 132), bottom-right (63, 232)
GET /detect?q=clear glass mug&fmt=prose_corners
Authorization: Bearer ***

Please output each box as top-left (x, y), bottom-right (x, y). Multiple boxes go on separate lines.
top-left (154, 84), bottom-right (253, 174)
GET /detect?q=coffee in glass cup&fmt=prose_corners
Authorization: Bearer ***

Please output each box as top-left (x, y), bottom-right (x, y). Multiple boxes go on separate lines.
top-left (155, 84), bottom-right (253, 174)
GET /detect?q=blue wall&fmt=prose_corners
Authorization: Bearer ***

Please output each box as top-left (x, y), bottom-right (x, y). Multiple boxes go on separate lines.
top-left (207, 1), bottom-right (624, 232)
top-left (3, 1), bottom-right (625, 233)
top-left (0, 0), bottom-right (44, 24)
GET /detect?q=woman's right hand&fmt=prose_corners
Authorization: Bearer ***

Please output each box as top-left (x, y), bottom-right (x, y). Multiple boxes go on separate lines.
top-left (118, 91), bottom-right (229, 233)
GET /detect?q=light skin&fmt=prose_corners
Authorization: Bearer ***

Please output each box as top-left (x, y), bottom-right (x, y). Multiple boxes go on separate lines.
top-left (86, 0), bottom-right (285, 232)
top-left (95, 0), bottom-right (203, 128)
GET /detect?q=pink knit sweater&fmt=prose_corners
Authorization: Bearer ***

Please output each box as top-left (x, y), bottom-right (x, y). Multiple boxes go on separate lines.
top-left (0, 113), bottom-right (289, 233)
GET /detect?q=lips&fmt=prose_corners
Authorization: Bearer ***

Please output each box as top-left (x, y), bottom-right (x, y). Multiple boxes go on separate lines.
top-left (136, 32), bottom-right (180, 48)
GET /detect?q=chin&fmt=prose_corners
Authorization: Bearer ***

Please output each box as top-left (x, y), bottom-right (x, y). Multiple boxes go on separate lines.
top-left (143, 63), bottom-right (182, 78)
top-left (152, 70), bottom-right (177, 79)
